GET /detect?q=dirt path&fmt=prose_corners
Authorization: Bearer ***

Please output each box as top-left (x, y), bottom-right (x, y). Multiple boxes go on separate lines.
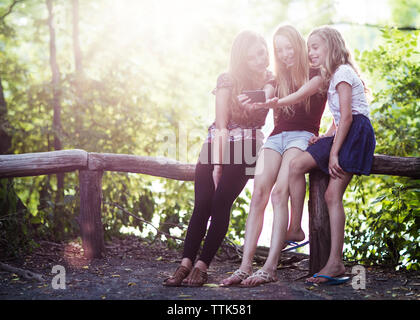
top-left (1, 236), bottom-right (419, 302)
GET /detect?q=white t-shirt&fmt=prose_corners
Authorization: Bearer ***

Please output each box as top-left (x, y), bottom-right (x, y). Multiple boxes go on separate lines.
top-left (328, 64), bottom-right (370, 126)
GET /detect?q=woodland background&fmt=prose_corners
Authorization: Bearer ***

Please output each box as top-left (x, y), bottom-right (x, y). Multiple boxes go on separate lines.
top-left (0, 0), bottom-right (419, 270)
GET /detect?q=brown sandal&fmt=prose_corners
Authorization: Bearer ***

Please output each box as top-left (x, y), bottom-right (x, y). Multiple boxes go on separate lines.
top-left (183, 267), bottom-right (208, 287)
top-left (163, 265), bottom-right (191, 287)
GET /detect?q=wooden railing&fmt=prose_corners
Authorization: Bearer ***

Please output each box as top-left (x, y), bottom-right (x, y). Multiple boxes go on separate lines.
top-left (1, 149), bottom-right (419, 274)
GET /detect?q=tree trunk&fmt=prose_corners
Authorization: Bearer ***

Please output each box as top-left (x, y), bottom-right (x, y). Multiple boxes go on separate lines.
top-left (46, 0), bottom-right (62, 154)
top-left (71, 0), bottom-right (84, 143)
top-left (72, 0), bottom-right (83, 75)
top-left (0, 77), bottom-right (11, 155)
top-left (47, 0), bottom-right (64, 238)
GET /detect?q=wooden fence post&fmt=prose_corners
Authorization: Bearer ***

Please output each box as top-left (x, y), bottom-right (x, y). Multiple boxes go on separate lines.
top-left (308, 169), bottom-right (330, 275)
top-left (78, 169), bottom-right (105, 259)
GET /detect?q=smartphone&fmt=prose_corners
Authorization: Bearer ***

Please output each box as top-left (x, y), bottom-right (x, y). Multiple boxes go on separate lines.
top-left (242, 90), bottom-right (266, 103)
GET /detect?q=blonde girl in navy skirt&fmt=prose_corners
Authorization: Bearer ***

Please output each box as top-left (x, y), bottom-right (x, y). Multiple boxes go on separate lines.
top-left (262, 26), bottom-right (376, 284)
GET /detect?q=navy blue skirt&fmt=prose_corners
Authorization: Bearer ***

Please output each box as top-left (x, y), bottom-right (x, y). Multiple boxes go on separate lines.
top-left (306, 114), bottom-right (376, 176)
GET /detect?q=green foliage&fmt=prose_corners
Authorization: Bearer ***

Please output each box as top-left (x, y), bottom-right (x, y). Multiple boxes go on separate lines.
top-left (356, 28), bottom-right (420, 156)
top-left (155, 179), bottom-right (195, 248)
top-left (0, 179), bottom-right (39, 257)
top-left (345, 28), bottom-right (420, 270)
top-left (0, 1), bottom-right (418, 271)
top-left (344, 176), bottom-right (420, 270)
top-left (389, 0), bottom-right (420, 28)
top-left (227, 187), bottom-right (252, 244)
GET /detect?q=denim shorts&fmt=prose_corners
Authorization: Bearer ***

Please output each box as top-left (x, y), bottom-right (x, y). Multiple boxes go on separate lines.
top-left (262, 130), bottom-right (314, 155)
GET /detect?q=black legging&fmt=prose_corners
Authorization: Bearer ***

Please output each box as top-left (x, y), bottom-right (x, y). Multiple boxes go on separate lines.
top-left (182, 140), bottom-right (256, 267)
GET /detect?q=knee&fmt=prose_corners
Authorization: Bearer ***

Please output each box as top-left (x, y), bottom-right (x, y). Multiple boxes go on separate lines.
top-left (251, 185), bottom-right (271, 204)
top-left (211, 190), bottom-right (233, 211)
top-left (289, 159), bottom-right (305, 176)
top-left (271, 186), bottom-right (288, 206)
top-left (209, 206), bottom-right (231, 230)
top-left (209, 195), bottom-right (232, 224)
top-left (324, 188), bottom-right (341, 206)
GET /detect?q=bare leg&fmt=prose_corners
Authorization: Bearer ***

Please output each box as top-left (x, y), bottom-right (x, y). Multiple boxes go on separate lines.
top-left (307, 172), bottom-right (353, 283)
top-left (221, 148), bottom-right (281, 285)
top-left (286, 152), bottom-right (307, 242)
top-left (288, 151), bottom-right (317, 242)
top-left (241, 148), bottom-right (303, 286)
top-left (180, 258), bottom-right (193, 270)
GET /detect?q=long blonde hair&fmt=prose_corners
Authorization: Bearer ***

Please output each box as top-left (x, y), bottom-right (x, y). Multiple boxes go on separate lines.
top-left (228, 30), bottom-right (269, 126)
top-left (309, 26), bottom-right (368, 94)
top-left (273, 25), bottom-right (310, 119)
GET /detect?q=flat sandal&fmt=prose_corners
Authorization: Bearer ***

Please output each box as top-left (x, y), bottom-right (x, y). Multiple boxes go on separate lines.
top-left (220, 269), bottom-right (251, 286)
top-left (163, 265), bottom-right (191, 287)
top-left (239, 269), bottom-right (277, 288)
top-left (183, 267), bottom-right (208, 287)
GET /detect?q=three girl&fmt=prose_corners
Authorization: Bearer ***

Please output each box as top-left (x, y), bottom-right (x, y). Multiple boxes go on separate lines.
top-left (163, 24), bottom-right (375, 287)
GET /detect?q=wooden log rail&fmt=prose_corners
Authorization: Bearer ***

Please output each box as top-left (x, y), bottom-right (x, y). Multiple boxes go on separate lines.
top-left (1, 150), bottom-right (419, 274)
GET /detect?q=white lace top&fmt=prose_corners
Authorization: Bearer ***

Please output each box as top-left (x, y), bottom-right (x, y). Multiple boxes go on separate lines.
top-left (328, 64), bottom-right (370, 125)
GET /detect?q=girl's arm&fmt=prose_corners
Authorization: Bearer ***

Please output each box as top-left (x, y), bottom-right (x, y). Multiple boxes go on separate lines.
top-left (324, 122), bottom-right (337, 137)
top-left (214, 87), bottom-right (230, 133)
top-left (277, 75), bottom-right (323, 106)
top-left (212, 87), bottom-right (231, 188)
top-left (237, 83), bottom-right (276, 112)
top-left (263, 83), bottom-right (275, 101)
top-left (308, 122), bottom-right (336, 145)
top-left (262, 76), bottom-right (323, 109)
top-left (329, 81), bottom-right (353, 179)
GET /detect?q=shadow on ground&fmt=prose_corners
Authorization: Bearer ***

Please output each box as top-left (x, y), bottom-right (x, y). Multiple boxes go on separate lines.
top-left (0, 235), bottom-right (419, 301)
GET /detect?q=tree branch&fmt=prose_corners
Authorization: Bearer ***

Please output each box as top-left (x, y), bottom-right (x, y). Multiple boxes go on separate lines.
top-left (105, 202), bottom-right (185, 242)
top-left (0, 261), bottom-right (45, 282)
top-left (0, 0), bottom-right (25, 21)
top-left (333, 21), bottom-right (419, 31)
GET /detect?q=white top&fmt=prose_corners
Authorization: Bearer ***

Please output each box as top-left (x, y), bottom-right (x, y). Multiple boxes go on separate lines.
top-left (328, 64), bottom-right (370, 125)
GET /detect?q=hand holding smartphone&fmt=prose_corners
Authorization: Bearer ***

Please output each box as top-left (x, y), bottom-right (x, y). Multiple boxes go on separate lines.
top-left (242, 90), bottom-right (266, 103)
